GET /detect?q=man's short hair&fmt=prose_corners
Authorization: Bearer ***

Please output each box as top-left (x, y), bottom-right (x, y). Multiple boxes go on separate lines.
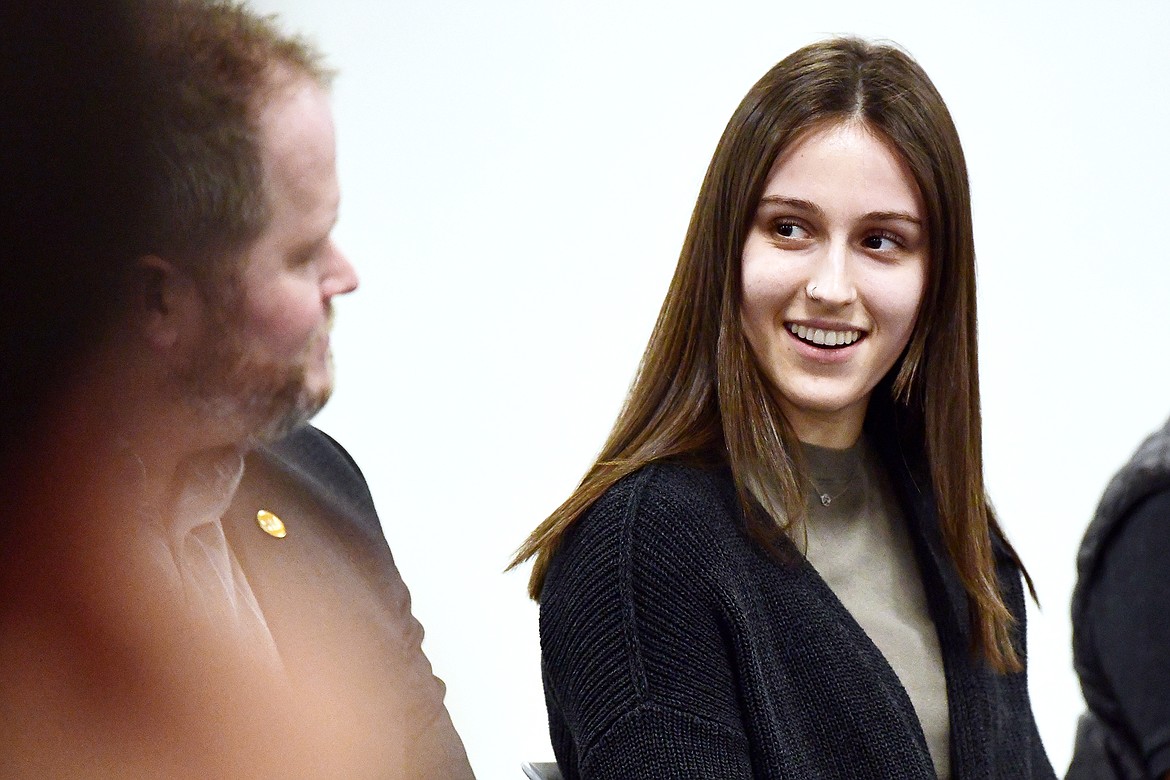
top-left (138, 0), bottom-right (333, 284)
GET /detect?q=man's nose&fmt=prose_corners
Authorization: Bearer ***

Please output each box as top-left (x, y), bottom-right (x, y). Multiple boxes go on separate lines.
top-left (322, 241), bottom-right (358, 298)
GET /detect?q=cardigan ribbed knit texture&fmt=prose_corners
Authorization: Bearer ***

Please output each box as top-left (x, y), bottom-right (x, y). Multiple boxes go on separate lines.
top-left (539, 451), bottom-right (1054, 779)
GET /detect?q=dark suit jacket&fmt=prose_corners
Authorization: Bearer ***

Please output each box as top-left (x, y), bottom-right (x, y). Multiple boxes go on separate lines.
top-left (224, 425), bottom-right (474, 779)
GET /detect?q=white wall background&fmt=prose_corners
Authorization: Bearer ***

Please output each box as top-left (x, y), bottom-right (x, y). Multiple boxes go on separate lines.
top-left (251, 1), bottom-right (1170, 776)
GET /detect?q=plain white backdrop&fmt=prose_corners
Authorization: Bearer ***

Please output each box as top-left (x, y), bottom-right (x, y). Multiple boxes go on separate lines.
top-left (250, 1), bottom-right (1170, 776)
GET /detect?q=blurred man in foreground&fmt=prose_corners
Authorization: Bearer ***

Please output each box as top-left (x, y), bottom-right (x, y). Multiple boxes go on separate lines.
top-left (0, 1), bottom-right (473, 776)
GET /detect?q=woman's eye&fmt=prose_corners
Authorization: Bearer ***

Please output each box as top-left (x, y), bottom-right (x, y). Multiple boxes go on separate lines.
top-left (862, 233), bottom-right (900, 251)
top-left (773, 222), bottom-right (808, 239)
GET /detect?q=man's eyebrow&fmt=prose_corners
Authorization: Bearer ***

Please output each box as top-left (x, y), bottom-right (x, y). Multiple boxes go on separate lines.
top-left (292, 212), bottom-right (339, 254)
top-left (290, 234), bottom-right (330, 263)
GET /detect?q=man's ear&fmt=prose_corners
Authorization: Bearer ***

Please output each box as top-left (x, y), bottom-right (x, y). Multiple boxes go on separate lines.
top-left (131, 255), bottom-right (204, 351)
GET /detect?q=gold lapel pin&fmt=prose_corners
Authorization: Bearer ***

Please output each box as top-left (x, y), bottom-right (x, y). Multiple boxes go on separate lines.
top-left (256, 509), bottom-right (287, 538)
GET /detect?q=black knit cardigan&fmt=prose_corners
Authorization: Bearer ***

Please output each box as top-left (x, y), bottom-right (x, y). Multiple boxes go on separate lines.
top-left (539, 421), bottom-right (1054, 779)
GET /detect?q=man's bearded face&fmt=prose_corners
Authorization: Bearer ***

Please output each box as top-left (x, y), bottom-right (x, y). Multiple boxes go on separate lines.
top-left (179, 288), bottom-right (334, 445)
top-left (177, 76), bottom-right (355, 445)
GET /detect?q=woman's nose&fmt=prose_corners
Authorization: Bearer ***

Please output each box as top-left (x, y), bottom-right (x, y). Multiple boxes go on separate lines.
top-left (805, 241), bottom-right (856, 306)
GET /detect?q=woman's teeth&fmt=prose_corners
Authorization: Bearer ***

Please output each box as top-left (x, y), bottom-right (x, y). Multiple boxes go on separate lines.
top-left (787, 323), bottom-right (861, 347)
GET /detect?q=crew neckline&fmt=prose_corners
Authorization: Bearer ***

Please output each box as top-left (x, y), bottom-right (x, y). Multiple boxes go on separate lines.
top-left (800, 437), bottom-right (866, 492)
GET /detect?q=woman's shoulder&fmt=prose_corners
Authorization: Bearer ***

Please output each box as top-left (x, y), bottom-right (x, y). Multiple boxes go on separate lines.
top-left (542, 461), bottom-right (742, 601)
top-left (539, 462), bottom-right (755, 767)
top-left (583, 460), bottom-right (739, 542)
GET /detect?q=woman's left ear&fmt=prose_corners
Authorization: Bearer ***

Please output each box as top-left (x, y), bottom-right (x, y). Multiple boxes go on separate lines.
top-left (130, 255), bottom-right (204, 352)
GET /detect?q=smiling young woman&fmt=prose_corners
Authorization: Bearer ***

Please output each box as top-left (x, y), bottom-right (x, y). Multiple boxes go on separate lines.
top-left (740, 121), bottom-right (928, 449)
top-left (512, 37), bottom-right (1054, 779)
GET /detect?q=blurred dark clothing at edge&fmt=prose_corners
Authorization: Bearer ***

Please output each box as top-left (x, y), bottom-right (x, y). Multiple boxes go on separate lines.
top-left (1069, 416), bottom-right (1170, 780)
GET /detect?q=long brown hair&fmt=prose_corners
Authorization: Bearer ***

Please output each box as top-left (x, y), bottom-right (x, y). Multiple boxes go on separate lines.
top-left (512, 37), bottom-right (1028, 673)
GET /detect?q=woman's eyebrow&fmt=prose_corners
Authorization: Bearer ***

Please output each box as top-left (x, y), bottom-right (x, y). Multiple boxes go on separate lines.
top-left (756, 195), bottom-right (823, 216)
top-left (866, 210), bottom-right (922, 226)
top-left (757, 198), bottom-right (921, 228)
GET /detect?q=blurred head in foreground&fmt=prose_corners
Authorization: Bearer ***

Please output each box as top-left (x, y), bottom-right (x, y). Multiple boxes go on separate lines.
top-left (0, 2), bottom-right (369, 776)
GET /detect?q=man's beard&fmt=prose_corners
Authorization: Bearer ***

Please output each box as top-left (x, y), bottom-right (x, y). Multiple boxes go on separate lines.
top-left (178, 305), bottom-right (333, 446)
